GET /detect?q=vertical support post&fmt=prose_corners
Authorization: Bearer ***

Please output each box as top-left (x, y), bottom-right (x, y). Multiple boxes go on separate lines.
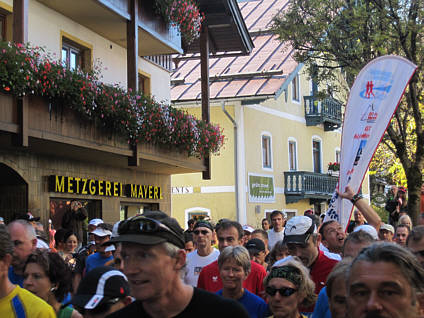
top-left (200, 26), bottom-right (211, 179)
top-left (13, 0), bottom-right (28, 147)
top-left (127, 0), bottom-right (139, 166)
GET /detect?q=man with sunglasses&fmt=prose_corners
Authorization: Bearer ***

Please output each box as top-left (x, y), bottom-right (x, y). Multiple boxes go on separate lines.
top-left (106, 211), bottom-right (249, 318)
top-left (407, 225), bottom-right (424, 268)
top-left (184, 220), bottom-right (219, 287)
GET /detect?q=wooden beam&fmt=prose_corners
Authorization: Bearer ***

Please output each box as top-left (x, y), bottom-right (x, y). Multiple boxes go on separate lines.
top-left (15, 97), bottom-right (28, 147)
top-left (13, 0), bottom-right (28, 43)
top-left (127, 0), bottom-right (139, 166)
top-left (200, 26), bottom-right (211, 180)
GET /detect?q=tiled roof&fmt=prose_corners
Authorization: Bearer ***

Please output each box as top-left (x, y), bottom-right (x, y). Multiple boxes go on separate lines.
top-left (171, 0), bottom-right (296, 102)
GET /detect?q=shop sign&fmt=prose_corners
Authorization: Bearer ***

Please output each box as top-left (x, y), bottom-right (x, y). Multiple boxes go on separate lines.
top-left (49, 175), bottom-right (163, 200)
top-left (248, 173), bottom-right (275, 203)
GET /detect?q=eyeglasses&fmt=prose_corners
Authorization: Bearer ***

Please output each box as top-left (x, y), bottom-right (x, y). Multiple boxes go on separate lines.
top-left (265, 286), bottom-right (297, 297)
top-left (193, 230), bottom-right (210, 235)
top-left (119, 216), bottom-right (181, 241)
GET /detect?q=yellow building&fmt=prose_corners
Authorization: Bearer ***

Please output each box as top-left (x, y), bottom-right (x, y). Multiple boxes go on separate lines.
top-left (0, 0), bottom-right (252, 230)
top-left (171, 0), bottom-right (367, 229)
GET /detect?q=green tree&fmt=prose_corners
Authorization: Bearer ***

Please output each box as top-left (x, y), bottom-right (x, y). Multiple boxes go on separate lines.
top-left (273, 0), bottom-right (424, 224)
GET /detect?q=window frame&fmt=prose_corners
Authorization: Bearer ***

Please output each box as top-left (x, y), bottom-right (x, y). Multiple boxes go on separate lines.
top-left (312, 136), bottom-right (323, 173)
top-left (292, 73), bottom-right (300, 103)
top-left (261, 133), bottom-right (273, 171)
top-left (288, 137), bottom-right (298, 171)
top-left (138, 70), bottom-right (151, 96)
top-left (60, 31), bottom-right (92, 72)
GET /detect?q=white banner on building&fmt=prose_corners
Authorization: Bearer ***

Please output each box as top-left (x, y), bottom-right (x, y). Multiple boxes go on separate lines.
top-left (324, 56), bottom-right (417, 230)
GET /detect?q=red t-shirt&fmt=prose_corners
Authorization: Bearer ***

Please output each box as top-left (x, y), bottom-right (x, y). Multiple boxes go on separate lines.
top-left (197, 260), bottom-right (267, 297)
top-left (302, 250), bottom-right (339, 313)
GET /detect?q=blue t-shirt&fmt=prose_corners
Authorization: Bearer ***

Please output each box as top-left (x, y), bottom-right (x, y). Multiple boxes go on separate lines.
top-left (312, 286), bottom-right (331, 318)
top-left (85, 252), bottom-right (113, 273)
top-left (217, 289), bottom-right (269, 318)
top-left (8, 266), bottom-right (24, 287)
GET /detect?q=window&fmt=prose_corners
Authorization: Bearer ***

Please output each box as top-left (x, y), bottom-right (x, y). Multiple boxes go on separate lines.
top-left (61, 33), bottom-right (92, 71)
top-left (138, 71), bottom-right (151, 96)
top-left (0, 13), bottom-right (6, 41)
top-left (292, 74), bottom-right (300, 102)
top-left (262, 135), bottom-right (272, 169)
top-left (312, 139), bottom-right (322, 173)
top-left (0, 7), bottom-right (12, 41)
top-left (335, 149), bottom-right (341, 163)
top-left (288, 140), bottom-right (297, 171)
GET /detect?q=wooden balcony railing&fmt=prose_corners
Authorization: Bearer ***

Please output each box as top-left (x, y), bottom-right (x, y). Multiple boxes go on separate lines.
top-left (304, 96), bottom-right (342, 131)
top-left (284, 171), bottom-right (338, 203)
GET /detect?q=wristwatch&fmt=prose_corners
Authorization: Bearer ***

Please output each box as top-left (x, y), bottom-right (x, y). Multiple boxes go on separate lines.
top-left (350, 193), bottom-right (363, 204)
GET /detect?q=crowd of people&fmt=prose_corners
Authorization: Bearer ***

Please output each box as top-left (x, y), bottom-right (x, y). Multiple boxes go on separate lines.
top-left (1, 187), bottom-right (424, 317)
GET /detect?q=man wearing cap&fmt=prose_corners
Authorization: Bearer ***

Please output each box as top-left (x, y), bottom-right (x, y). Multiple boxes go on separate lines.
top-left (85, 223), bottom-right (113, 273)
top-left (106, 211), bottom-right (249, 317)
top-left (184, 220), bottom-right (219, 287)
top-left (379, 223), bottom-right (394, 241)
top-left (242, 225), bottom-right (254, 245)
top-left (72, 266), bottom-right (132, 317)
top-left (197, 220), bottom-right (267, 297)
top-left (283, 216), bottom-right (338, 296)
top-left (268, 210), bottom-right (286, 250)
top-left (245, 238), bottom-right (267, 269)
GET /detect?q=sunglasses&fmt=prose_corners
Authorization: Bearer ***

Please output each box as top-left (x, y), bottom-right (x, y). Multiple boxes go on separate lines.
top-left (266, 286), bottom-right (297, 297)
top-left (193, 230), bottom-right (210, 235)
top-left (119, 216), bottom-right (181, 241)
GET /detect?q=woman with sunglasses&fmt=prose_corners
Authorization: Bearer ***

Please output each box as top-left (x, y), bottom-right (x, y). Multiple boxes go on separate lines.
top-left (23, 249), bottom-right (82, 318)
top-left (264, 258), bottom-right (316, 318)
top-left (217, 246), bottom-right (269, 318)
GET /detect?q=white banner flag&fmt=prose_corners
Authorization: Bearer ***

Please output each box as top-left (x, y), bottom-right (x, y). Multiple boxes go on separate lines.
top-left (325, 55), bottom-right (417, 230)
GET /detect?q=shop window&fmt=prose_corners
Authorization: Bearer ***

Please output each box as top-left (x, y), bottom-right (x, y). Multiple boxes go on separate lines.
top-left (61, 34), bottom-right (92, 71)
top-left (138, 71), bottom-right (151, 96)
top-left (288, 140), bottom-right (297, 171)
top-left (120, 202), bottom-right (159, 220)
top-left (49, 198), bottom-right (101, 245)
top-left (262, 134), bottom-right (272, 169)
top-left (292, 74), bottom-right (300, 102)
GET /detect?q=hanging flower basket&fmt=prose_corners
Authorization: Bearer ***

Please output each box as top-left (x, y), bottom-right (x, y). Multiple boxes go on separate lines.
top-left (155, 0), bottom-right (204, 45)
top-left (328, 162), bottom-right (340, 171)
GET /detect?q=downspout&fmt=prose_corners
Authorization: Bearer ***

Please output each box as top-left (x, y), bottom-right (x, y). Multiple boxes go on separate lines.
top-left (221, 101), bottom-right (240, 222)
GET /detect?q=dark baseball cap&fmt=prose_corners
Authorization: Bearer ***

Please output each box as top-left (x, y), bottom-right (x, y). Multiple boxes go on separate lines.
top-left (108, 210), bottom-right (185, 249)
top-left (245, 238), bottom-right (265, 254)
top-left (283, 216), bottom-right (316, 245)
top-left (72, 266), bottom-right (130, 310)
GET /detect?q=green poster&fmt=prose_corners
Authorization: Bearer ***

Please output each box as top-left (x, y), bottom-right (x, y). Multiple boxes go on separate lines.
top-left (248, 174), bottom-right (275, 203)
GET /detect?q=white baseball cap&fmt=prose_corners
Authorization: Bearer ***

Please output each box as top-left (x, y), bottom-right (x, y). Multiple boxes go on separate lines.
top-left (90, 227), bottom-right (112, 237)
top-left (283, 216), bottom-right (317, 244)
top-left (379, 223), bottom-right (394, 234)
top-left (242, 225), bottom-right (255, 233)
top-left (354, 224), bottom-right (379, 240)
top-left (89, 218), bottom-right (104, 227)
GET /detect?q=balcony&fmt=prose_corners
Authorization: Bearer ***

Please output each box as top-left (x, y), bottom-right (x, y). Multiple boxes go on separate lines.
top-left (304, 96), bottom-right (342, 131)
top-left (0, 94), bottom-right (205, 174)
top-left (284, 171), bottom-right (338, 204)
top-left (37, 0), bottom-right (182, 55)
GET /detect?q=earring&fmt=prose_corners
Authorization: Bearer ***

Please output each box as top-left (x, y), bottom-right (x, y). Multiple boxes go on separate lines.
top-left (50, 286), bottom-right (57, 292)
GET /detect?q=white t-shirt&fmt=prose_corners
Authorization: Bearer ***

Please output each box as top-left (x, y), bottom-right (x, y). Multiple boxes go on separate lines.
top-left (268, 228), bottom-right (285, 250)
top-left (184, 248), bottom-right (220, 287)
